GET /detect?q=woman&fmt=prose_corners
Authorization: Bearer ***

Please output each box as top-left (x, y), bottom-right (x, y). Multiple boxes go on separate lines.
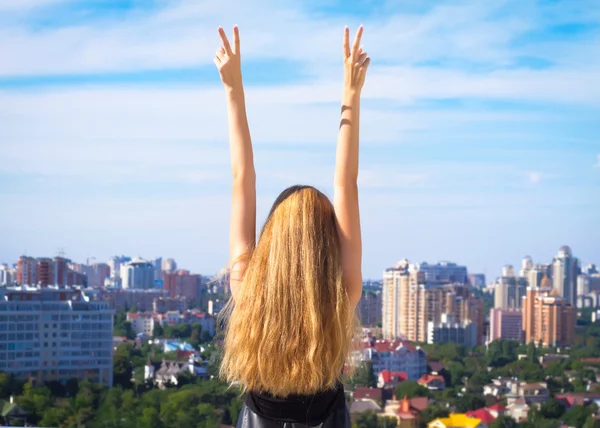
top-left (214, 25), bottom-right (370, 427)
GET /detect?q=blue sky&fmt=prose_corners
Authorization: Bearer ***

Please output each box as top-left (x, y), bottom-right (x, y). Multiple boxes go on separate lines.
top-left (1, 0), bottom-right (599, 280)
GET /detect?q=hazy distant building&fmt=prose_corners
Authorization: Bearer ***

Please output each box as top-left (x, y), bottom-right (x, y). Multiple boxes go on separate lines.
top-left (358, 290), bottom-right (382, 326)
top-left (382, 260), bottom-right (410, 340)
top-left (89, 263), bottom-right (111, 287)
top-left (522, 275), bottom-right (576, 347)
top-left (494, 276), bottom-right (527, 310)
top-left (120, 258), bottom-right (154, 290)
top-left (16, 256), bottom-right (37, 285)
top-left (107, 256), bottom-right (131, 280)
top-left (409, 261), bottom-right (468, 284)
top-left (502, 265), bottom-right (515, 278)
top-left (489, 308), bottom-right (523, 342)
top-left (528, 264), bottom-right (551, 288)
top-left (151, 257), bottom-right (163, 281)
top-left (163, 270), bottom-right (202, 302)
top-left (468, 274), bottom-right (486, 287)
top-left (552, 245), bottom-right (580, 306)
top-left (0, 264), bottom-right (15, 285)
top-left (519, 256), bottom-right (534, 278)
top-left (162, 258), bottom-right (177, 274)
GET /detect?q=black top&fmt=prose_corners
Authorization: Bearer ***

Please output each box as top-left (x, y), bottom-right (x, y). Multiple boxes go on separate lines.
top-left (244, 383), bottom-right (346, 425)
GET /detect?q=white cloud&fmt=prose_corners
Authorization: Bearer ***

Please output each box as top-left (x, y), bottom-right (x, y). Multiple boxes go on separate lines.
top-left (526, 172), bottom-right (543, 184)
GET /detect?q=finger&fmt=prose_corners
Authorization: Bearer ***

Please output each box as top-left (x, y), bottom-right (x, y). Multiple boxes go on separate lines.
top-left (214, 57), bottom-right (221, 66)
top-left (233, 25), bottom-right (240, 55)
top-left (357, 47), bottom-right (363, 56)
top-left (356, 52), bottom-right (368, 65)
top-left (343, 26), bottom-right (350, 59)
top-left (351, 25), bottom-right (363, 59)
top-left (361, 57), bottom-right (371, 71)
top-left (217, 47), bottom-right (226, 57)
top-left (218, 27), bottom-right (233, 55)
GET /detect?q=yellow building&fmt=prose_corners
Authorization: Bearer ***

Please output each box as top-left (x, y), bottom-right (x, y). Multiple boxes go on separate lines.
top-left (428, 413), bottom-right (484, 428)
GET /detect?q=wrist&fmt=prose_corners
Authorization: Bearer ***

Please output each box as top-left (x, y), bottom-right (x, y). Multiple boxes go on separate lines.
top-left (342, 89), bottom-right (361, 105)
top-left (225, 84), bottom-right (244, 98)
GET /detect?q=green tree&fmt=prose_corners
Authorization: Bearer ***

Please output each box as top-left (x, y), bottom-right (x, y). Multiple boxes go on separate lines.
top-left (539, 397), bottom-right (566, 419)
top-left (562, 404), bottom-right (598, 428)
top-left (489, 415), bottom-right (518, 428)
top-left (153, 323), bottom-right (164, 338)
top-left (454, 393), bottom-right (485, 413)
top-left (352, 361), bottom-right (377, 388)
top-left (137, 407), bottom-right (163, 428)
top-left (394, 381), bottom-right (430, 399)
top-left (419, 405), bottom-right (449, 427)
top-left (353, 411), bottom-right (379, 428)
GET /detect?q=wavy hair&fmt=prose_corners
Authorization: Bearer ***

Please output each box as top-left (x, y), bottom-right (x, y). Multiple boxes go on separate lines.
top-left (219, 185), bottom-right (359, 397)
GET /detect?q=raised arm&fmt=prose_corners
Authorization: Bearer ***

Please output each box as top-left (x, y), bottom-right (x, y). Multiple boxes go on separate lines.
top-left (334, 26), bottom-right (370, 309)
top-left (214, 26), bottom-right (256, 299)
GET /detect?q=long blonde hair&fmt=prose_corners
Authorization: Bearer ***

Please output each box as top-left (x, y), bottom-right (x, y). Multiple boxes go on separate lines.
top-left (219, 185), bottom-right (359, 397)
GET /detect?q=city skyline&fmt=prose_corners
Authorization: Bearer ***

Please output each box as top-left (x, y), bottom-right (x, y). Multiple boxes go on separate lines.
top-left (1, 0), bottom-right (599, 279)
top-left (1, 244), bottom-right (598, 281)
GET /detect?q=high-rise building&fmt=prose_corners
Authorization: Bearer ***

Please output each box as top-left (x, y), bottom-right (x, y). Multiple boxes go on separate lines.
top-left (468, 273), bottom-right (486, 287)
top-left (37, 258), bottom-right (54, 287)
top-left (409, 261), bottom-right (468, 284)
top-left (383, 260), bottom-right (483, 344)
top-left (0, 264), bottom-right (16, 285)
top-left (494, 276), bottom-right (527, 310)
top-left (89, 263), bottom-right (111, 288)
top-left (552, 245), bottom-right (580, 306)
top-left (519, 256), bottom-right (534, 278)
top-left (162, 258), bottom-right (177, 274)
top-left (163, 270), bottom-right (202, 302)
top-left (382, 261), bottom-right (409, 340)
top-left (120, 258), bottom-right (155, 290)
top-left (528, 264), bottom-right (551, 288)
top-left (107, 256), bottom-right (131, 280)
top-left (489, 308), bottom-right (523, 342)
top-left (0, 286), bottom-right (114, 386)
top-left (52, 257), bottom-right (70, 286)
top-left (502, 265), bottom-right (515, 278)
top-left (151, 258), bottom-right (163, 281)
top-left (522, 275), bottom-right (576, 347)
top-left (358, 290), bottom-right (382, 326)
top-left (16, 256), bottom-right (37, 285)
top-left (584, 264), bottom-right (599, 275)
top-left (578, 274), bottom-right (591, 296)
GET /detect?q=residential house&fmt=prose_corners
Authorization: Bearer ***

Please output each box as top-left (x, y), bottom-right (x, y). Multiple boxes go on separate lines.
top-left (505, 381), bottom-right (549, 407)
top-left (378, 370), bottom-right (408, 389)
top-left (506, 397), bottom-right (529, 422)
top-left (349, 399), bottom-right (382, 414)
top-left (384, 396), bottom-right (429, 428)
top-left (483, 378), bottom-right (515, 398)
top-left (428, 413), bottom-right (485, 428)
top-left (358, 338), bottom-right (428, 381)
top-left (418, 374), bottom-right (446, 390)
top-left (466, 409), bottom-right (495, 425)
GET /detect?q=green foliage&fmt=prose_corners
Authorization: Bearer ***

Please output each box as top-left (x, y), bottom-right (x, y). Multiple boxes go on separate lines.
top-left (539, 397), bottom-right (566, 419)
top-left (152, 323), bottom-right (164, 338)
top-left (489, 415), bottom-right (518, 428)
top-left (562, 404), bottom-right (598, 428)
top-left (419, 405), bottom-right (449, 427)
top-left (351, 360), bottom-right (377, 388)
top-left (454, 393), bottom-right (485, 413)
top-left (394, 380), bottom-right (430, 399)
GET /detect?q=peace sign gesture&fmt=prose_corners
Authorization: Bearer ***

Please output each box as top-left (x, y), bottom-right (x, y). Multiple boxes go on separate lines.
top-left (214, 26), bottom-right (242, 90)
top-left (343, 26), bottom-right (370, 95)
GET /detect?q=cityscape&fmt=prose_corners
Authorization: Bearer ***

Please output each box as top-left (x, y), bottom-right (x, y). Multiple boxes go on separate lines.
top-left (1, 245), bottom-right (599, 427)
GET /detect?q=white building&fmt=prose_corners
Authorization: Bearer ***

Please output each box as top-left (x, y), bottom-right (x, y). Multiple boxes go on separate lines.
top-left (552, 245), bottom-right (580, 306)
top-left (409, 261), bottom-right (468, 284)
top-left (358, 338), bottom-right (427, 381)
top-left (427, 314), bottom-right (477, 347)
top-left (0, 286), bottom-right (114, 386)
top-left (126, 312), bottom-right (155, 336)
top-left (121, 258), bottom-right (154, 290)
top-left (0, 264), bottom-right (15, 285)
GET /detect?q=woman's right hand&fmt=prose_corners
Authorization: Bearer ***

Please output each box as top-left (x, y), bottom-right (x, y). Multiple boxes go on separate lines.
top-left (214, 26), bottom-right (243, 91)
top-left (343, 26), bottom-right (370, 98)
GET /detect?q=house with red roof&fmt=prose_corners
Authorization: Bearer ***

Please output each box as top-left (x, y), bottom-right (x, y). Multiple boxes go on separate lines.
top-left (486, 403), bottom-right (506, 418)
top-left (466, 409), bottom-right (495, 424)
top-left (383, 396), bottom-right (429, 428)
top-left (378, 370), bottom-right (408, 388)
top-left (358, 338), bottom-right (428, 381)
top-left (418, 374), bottom-right (446, 390)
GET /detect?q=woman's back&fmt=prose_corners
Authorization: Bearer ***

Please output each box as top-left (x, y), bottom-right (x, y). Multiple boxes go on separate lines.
top-left (213, 24), bottom-right (370, 428)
